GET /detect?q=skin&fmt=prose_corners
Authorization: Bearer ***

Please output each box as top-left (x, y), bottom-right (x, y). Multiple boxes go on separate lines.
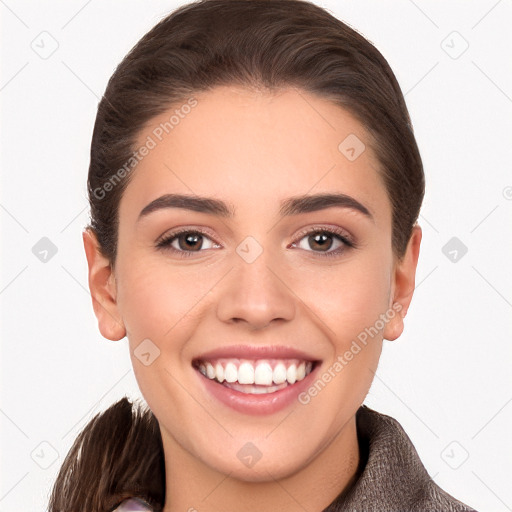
top-left (83, 85), bottom-right (421, 512)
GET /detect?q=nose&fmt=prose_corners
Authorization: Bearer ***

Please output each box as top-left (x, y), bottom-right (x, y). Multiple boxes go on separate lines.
top-left (215, 250), bottom-right (296, 330)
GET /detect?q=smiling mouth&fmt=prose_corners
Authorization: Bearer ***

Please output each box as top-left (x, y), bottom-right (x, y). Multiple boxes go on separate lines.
top-left (193, 358), bottom-right (316, 394)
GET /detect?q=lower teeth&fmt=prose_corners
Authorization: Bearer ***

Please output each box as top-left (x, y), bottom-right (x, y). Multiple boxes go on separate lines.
top-left (222, 380), bottom-right (290, 394)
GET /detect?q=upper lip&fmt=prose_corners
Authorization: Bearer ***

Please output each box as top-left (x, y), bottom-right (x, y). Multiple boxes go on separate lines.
top-left (194, 344), bottom-right (320, 362)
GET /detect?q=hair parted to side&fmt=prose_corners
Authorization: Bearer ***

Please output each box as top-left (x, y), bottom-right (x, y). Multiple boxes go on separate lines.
top-left (86, 0), bottom-right (424, 267)
top-left (53, 0), bottom-right (425, 509)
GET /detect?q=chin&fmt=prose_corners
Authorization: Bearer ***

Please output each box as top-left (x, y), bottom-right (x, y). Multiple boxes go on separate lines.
top-left (208, 453), bottom-right (310, 483)
top-left (193, 431), bottom-right (323, 483)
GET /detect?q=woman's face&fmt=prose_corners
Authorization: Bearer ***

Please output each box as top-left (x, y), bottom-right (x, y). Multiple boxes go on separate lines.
top-left (85, 85), bottom-right (420, 482)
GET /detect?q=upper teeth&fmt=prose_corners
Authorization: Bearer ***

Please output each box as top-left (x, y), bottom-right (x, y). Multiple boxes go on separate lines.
top-left (197, 359), bottom-right (313, 386)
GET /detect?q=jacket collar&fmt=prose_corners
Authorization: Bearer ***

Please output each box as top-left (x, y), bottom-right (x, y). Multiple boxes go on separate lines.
top-left (325, 405), bottom-right (477, 511)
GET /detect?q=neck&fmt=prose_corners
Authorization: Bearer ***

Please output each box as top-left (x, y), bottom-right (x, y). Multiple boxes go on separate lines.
top-left (161, 415), bottom-right (361, 512)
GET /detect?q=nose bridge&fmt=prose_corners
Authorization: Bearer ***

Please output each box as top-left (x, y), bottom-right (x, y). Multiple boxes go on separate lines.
top-left (215, 237), bottom-right (296, 329)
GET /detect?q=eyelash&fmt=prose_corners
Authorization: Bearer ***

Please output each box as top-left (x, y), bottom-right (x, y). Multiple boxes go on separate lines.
top-left (292, 226), bottom-right (355, 258)
top-left (156, 228), bottom-right (220, 258)
top-left (155, 226), bottom-right (356, 259)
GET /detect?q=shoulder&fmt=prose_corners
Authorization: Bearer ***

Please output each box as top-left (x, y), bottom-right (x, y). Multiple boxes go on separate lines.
top-left (112, 498), bottom-right (154, 511)
top-left (339, 405), bottom-right (479, 511)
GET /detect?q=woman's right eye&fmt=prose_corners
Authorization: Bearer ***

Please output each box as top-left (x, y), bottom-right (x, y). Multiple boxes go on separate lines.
top-left (156, 229), bottom-right (221, 256)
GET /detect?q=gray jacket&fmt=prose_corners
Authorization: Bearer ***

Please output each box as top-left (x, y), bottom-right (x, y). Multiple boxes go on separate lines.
top-left (324, 405), bottom-right (477, 511)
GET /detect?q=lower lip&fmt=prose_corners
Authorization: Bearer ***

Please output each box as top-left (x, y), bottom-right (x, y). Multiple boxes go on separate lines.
top-left (196, 365), bottom-right (319, 415)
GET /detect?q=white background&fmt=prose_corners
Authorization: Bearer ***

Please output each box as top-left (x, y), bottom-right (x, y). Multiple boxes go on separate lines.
top-left (1, 1), bottom-right (511, 511)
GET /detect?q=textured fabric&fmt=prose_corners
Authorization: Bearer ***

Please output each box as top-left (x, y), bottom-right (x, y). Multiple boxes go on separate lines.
top-left (324, 405), bottom-right (477, 512)
top-left (114, 405), bottom-right (477, 512)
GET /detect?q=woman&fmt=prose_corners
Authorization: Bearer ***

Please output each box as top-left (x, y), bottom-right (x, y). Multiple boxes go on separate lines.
top-left (48, 0), bottom-right (477, 510)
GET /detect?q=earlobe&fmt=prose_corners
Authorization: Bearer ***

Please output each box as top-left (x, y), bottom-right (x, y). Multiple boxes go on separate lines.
top-left (82, 228), bottom-right (126, 341)
top-left (383, 225), bottom-right (422, 341)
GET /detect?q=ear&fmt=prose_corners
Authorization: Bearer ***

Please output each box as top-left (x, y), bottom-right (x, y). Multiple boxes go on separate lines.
top-left (383, 225), bottom-right (422, 341)
top-left (82, 228), bottom-right (126, 341)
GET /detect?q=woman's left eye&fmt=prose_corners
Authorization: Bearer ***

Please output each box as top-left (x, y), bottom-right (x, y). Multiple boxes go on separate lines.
top-left (291, 228), bottom-right (354, 257)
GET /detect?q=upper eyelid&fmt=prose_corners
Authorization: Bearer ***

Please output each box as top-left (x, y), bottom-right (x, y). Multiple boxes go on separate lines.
top-left (156, 226), bottom-right (218, 244)
top-left (293, 225), bottom-right (353, 243)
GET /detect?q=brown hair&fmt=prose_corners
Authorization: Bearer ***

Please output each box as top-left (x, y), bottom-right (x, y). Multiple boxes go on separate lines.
top-left (48, 398), bottom-right (165, 511)
top-left (50, 0), bottom-right (425, 509)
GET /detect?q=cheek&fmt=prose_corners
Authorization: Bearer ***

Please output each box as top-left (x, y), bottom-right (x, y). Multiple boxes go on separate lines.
top-left (116, 258), bottom-right (213, 423)
top-left (116, 256), bottom-right (221, 342)
top-left (296, 253), bottom-right (393, 345)
top-left (293, 254), bottom-right (390, 422)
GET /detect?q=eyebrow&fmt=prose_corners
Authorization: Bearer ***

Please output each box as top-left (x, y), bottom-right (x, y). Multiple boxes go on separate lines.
top-left (137, 192), bottom-right (373, 221)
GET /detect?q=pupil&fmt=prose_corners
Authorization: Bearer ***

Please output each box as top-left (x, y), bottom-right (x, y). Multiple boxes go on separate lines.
top-left (180, 233), bottom-right (202, 251)
top-left (310, 233), bottom-right (332, 252)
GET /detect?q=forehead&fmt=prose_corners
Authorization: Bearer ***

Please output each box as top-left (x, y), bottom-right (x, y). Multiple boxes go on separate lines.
top-left (120, 85), bottom-right (390, 223)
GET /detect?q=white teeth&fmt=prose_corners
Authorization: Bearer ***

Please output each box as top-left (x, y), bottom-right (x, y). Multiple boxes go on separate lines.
top-left (215, 362), bottom-right (224, 383)
top-left (224, 381), bottom-right (289, 394)
top-left (272, 363), bottom-right (286, 384)
top-left (197, 359), bottom-right (315, 388)
top-left (206, 362), bottom-right (216, 380)
top-left (296, 362), bottom-right (306, 381)
top-left (250, 385), bottom-right (276, 394)
top-left (224, 362), bottom-right (238, 383)
top-left (286, 364), bottom-right (297, 384)
top-left (273, 363), bottom-right (287, 384)
top-left (238, 362), bottom-right (255, 384)
top-left (254, 362), bottom-right (273, 385)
